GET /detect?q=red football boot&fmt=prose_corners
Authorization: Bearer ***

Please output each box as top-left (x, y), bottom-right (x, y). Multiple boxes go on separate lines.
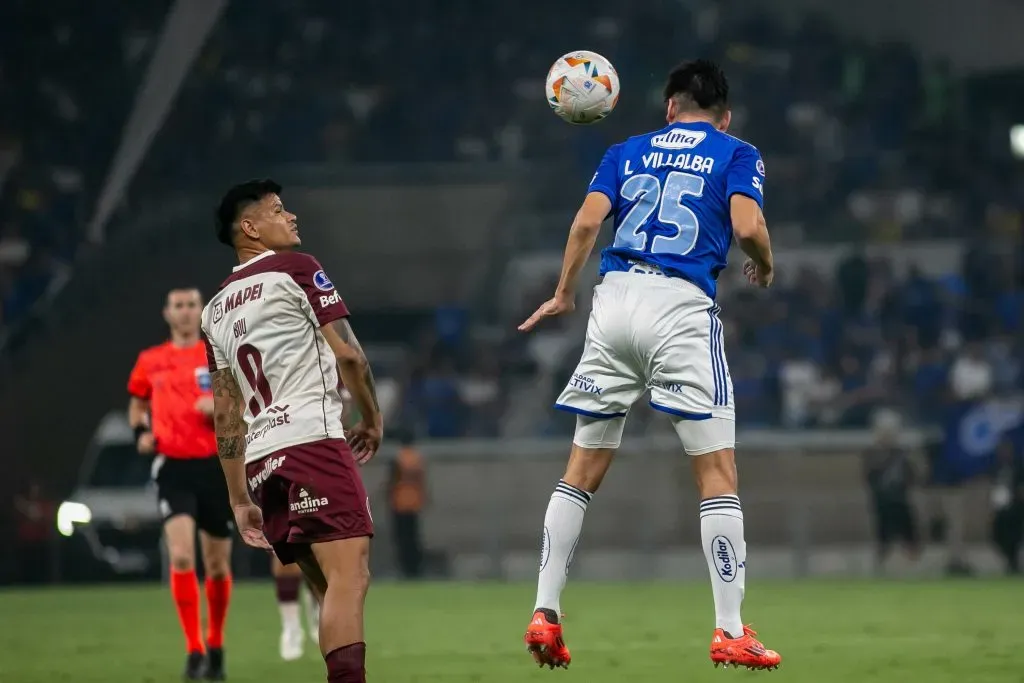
top-left (710, 625), bottom-right (782, 670)
top-left (524, 609), bottom-right (571, 669)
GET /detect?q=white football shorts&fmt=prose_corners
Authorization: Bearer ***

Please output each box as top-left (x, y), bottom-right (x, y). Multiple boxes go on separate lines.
top-left (555, 268), bottom-right (735, 454)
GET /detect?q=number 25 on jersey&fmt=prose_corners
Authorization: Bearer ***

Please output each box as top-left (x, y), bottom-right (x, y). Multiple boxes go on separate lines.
top-left (613, 171), bottom-right (705, 256)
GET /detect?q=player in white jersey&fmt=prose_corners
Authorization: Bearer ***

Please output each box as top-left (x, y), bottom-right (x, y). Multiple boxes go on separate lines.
top-left (518, 60), bottom-right (781, 671)
top-left (201, 179), bottom-right (382, 683)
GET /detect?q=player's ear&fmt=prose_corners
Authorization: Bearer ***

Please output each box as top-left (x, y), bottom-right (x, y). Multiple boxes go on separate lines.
top-left (238, 218), bottom-right (257, 241)
top-left (717, 110), bottom-right (732, 133)
top-left (665, 98), bottom-right (675, 123)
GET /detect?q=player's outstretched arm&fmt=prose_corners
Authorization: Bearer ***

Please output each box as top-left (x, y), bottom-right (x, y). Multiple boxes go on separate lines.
top-left (730, 194), bottom-right (774, 288)
top-left (322, 319), bottom-right (382, 463)
top-left (211, 368), bottom-right (270, 550)
top-left (519, 191), bottom-right (611, 331)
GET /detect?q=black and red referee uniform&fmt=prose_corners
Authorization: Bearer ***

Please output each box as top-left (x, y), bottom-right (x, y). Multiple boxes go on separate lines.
top-left (128, 340), bottom-right (232, 536)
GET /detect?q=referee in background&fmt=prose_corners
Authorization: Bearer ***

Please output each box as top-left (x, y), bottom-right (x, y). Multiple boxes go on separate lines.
top-left (127, 287), bottom-right (234, 681)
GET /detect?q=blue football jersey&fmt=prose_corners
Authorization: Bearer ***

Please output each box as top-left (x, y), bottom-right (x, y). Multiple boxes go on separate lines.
top-left (588, 121), bottom-right (765, 299)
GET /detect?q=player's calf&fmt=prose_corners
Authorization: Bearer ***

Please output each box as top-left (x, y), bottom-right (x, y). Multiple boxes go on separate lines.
top-left (200, 532), bottom-right (232, 677)
top-left (308, 536), bottom-right (371, 683)
top-left (165, 516), bottom-right (206, 660)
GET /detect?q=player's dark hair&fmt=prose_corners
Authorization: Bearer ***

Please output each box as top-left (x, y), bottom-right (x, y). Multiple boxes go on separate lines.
top-left (663, 59), bottom-right (729, 119)
top-left (215, 178), bottom-right (283, 246)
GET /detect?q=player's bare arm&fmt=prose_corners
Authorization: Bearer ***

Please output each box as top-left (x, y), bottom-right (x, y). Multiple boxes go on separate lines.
top-left (322, 319), bottom-right (382, 463)
top-left (127, 396), bottom-right (155, 454)
top-left (211, 367), bottom-right (270, 550)
top-left (519, 191), bottom-right (612, 331)
top-left (730, 194), bottom-right (773, 288)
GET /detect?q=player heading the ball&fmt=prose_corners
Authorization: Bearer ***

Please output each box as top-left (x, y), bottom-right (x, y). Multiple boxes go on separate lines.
top-left (519, 59), bottom-right (780, 672)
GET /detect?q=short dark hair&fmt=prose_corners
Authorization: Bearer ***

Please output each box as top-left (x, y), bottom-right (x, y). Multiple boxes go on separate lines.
top-left (215, 178), bottom-right (282, 246)
top-left (663, 59), bottom-right (729, 119)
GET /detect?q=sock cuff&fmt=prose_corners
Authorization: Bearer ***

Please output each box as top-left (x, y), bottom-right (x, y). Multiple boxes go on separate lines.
top-left (699, 494), bottom-right (742, 518)
top-left (553, 480), bottom-right (593, 508)
top-left (170, 567), bottom-right (198, 577)
top-left (206, 574), bottom-right (233, 584)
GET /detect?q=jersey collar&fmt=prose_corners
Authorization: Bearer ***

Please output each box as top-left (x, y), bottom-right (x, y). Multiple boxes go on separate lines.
top-left (233, 250), bottom-right (276, 272)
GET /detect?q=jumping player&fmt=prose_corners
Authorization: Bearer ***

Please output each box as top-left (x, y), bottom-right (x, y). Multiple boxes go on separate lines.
top-left (127, 287), bottom-right (233, 681)
top-left (518, 60), bottom-right (781, 671)
top-left (201, 179), bottom-right (382, 683)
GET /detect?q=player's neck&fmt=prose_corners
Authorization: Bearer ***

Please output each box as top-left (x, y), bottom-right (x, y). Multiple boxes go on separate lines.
top-left (171, 333), bottom-right (199, 348)
top-left (669, 114), bottom-right (718, 128)
top-left (236, 245), bottom-right (275, 266)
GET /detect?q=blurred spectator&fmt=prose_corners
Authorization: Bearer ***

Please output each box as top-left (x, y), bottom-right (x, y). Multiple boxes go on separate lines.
top-left (863, 410), bottom-right (920, 571)
top-left (950, 342), bottom-right (993, 401)
top-left (990, 437), bottom-right (1024, 575)
top-left (386, 430), bottom-right (427, 579)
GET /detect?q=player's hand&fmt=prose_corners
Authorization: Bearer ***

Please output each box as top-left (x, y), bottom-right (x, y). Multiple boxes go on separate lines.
top-left (742, 259), bottom-right (773, 288)
top-left (136, 431), bottom-right (156, 454)
top-left (194, 396), bottom-right (215, 417)
top-left (346, 419), bottom-right (382, 465)
top-left (232, 502), bottom-right (272, 550)
top-left (518, 294), bottom-right (575, 332)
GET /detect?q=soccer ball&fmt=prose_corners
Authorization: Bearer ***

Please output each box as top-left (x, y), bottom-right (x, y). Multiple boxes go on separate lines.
top-left (545, 51), bottom-right (620, 125)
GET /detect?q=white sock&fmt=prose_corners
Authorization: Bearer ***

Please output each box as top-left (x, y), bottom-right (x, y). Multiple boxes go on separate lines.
top-left (279, 601), bottom-right (301, 632)
top-left (700, 494), bottom-right (746, 637)
top-left (534, 480), bottom-right (592, 617)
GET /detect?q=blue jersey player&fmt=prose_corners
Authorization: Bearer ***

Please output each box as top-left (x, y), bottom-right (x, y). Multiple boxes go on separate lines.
top-left (519, 60), bottom-right (780, 671)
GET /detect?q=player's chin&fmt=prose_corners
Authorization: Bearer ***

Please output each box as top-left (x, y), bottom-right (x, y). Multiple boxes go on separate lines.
top-left (288, 232), bottom-right (302, 246)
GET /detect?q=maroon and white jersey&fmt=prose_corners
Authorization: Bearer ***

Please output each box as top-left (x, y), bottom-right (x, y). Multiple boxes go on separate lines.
top-left (201, 250), bottom-right (348, 465)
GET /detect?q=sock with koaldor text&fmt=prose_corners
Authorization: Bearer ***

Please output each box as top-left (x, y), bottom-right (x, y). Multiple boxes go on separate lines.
top-left (700, 494), bottom-right (746, 637)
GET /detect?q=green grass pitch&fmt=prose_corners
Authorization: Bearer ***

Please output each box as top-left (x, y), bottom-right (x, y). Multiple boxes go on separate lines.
top-left (0, 579), bottom-right (1019, 682)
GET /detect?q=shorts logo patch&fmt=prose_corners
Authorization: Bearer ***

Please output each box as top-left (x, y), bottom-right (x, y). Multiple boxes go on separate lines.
top-left (290, 487), bottom-right (329, 515)
top-left (248, 455), bottom-right (286, 490)
top-left (159, 499), bottom-right (172, 518)
top-left (312, 270), bottom-right (334, 291)
top-left (756, 159), bottom-right (766, 176)
top-left (711, 535), bottom-right (737, 583)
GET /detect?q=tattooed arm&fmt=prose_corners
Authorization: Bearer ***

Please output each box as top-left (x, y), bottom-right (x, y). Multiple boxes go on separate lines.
top-left (211, 368), bottom-right (252, 505)
top-left (322, 319), bottom-right (381, 427)
top-left (321, 319), bottom-right (382, 462)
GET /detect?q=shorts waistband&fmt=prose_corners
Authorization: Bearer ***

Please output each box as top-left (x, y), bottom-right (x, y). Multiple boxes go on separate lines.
top-left (604, 268), bottom-right (710, 300)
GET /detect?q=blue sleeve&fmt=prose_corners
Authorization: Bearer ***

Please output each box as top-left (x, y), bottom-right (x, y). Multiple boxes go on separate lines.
top-left (726, 144), bottom-right (765, 208)
top-left (587, 144), bottom-right (620, 205)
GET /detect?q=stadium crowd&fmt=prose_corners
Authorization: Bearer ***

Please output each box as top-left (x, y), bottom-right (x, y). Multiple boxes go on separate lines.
top-left (2, 0), bottom-right (1022, 439)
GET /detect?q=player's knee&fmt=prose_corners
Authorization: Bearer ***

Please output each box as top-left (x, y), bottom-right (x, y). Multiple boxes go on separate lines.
top-left (572, 414), bottom-right (625, 450)
top-left (690, 448), bottom-right (738, 498)
top-left (170, 553), bottom-right (195, 573)
top-left (205, 557), bottom-right (231, 580)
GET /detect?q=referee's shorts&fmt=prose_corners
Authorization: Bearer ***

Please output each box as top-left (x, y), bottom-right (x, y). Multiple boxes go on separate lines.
top-left (151, 455), bottom-right (233, 538)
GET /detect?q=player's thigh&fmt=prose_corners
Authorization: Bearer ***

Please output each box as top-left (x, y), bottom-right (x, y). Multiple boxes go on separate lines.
top-left (309, 536), bottom-right (371, 596)
top-left (295, 551), bottom-right (328, 598)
